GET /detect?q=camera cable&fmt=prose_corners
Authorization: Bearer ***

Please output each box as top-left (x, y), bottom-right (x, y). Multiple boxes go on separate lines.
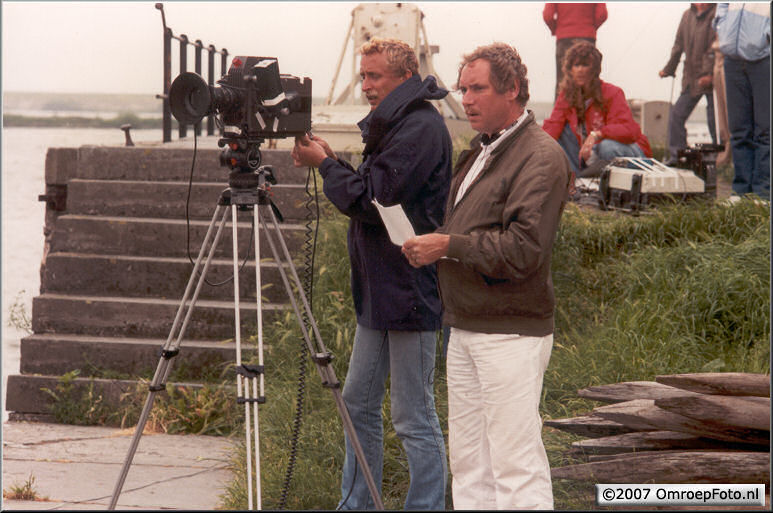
top-left (278, 164), bottom-right (320, 509)
top-left (184, 130), bottom-right (254, 286)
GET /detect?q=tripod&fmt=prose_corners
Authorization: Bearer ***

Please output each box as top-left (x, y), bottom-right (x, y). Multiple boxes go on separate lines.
top-left (108, 141), bottom-right (383, 510)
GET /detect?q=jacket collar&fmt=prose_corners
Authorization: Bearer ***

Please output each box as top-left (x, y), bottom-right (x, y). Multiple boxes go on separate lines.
top-left (467, 110), bottom-right (536, 160)
top-left (357, 75), bottom-right (447, 156)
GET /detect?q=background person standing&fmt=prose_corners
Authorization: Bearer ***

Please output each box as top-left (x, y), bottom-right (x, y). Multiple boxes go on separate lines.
top-left (659, 3), bottom-right (717, 165)
top-left (543, 2), bottom-right (607, 99)
top-left (713, 3), bottom-right (770, 200)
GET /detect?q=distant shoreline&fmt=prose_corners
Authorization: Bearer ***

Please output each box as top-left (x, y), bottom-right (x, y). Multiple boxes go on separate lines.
top-left (3, 113), bottom-right (166, 129)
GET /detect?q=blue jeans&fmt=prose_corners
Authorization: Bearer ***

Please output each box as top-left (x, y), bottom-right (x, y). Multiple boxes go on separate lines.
top-left (667, 90), bottom-right (717, 162)
top-left (557, 123), bottom-right (645, 173)
top-left (338, 325), bottom-right (447, 510)
top-left (724, 56), bottom-right (770, 200)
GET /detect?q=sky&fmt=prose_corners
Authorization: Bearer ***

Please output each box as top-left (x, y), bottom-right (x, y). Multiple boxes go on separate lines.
top-left (1, 1), bottom-right (722, 104)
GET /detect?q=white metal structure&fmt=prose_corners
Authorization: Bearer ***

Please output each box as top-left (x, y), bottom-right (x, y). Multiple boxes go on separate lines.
top-left (326, 2), bottom-right (465, 119)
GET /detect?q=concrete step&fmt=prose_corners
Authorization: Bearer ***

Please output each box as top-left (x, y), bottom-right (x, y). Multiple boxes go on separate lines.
top-left (47, 146), bottom-right (312, 184)
top-left (19, 332), bottom-right (258, 377)
top-left (40, 252), bottom-right (296, 303)
top-left (48, 214), bottom-right (308, 258)
top-left (31, 293), bottom-right (288, 340)
top-left (5, 374), bottom-right (217, 417)
top-left (66, 179), bottom-right (311, 220)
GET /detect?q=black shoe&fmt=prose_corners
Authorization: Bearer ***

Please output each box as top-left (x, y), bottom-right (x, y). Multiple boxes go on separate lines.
top-left (578, 159), bottom-right (611, 178)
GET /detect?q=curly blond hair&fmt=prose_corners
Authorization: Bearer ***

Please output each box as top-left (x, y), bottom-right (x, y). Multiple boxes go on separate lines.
top-left (359, 37), bottom-right (419, 78)
top-left (457, 42), bottom-right (530, 105)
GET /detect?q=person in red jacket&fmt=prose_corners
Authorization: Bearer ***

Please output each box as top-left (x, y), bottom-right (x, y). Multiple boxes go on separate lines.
top-left (542, 41), bottom-right (653, 179)
top-left (543, 3), bottom-right (607, 97)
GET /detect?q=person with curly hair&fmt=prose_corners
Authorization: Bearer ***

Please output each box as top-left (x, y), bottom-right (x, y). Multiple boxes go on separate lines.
top-left (543, 41), bottom-right (652, 179)
top-left (293, 37), bottom-right (450, 510)
top-left (403, 42), bottom-right (570, 510)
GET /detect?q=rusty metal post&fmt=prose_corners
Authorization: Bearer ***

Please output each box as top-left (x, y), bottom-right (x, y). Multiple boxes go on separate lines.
top-left (194, 39), bottom-right (203, 137)
top-left (207, 44), bottom-right (216, 136)
top-left (220, 48), bottom-right (228, 136)
top-left (162, 27), bottom-right (172, 143)
top-left (178, 34), bottom-right (189, 139)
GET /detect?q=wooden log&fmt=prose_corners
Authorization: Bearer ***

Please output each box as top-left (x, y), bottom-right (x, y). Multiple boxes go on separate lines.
top-left (569, 430), bottom-right (769, 457)
top-left (655, 395), bottom-right (770, 431)
top-left (551, 450), bottom-right (770, 484)
top-left (591, 399), bottom-right (769, 445)
top-left (656, 373), bottom-right (770, 397)
top-left (578, 381), bottom-right (699, 404)
top-left (544, 415), bottom-right (638, 438)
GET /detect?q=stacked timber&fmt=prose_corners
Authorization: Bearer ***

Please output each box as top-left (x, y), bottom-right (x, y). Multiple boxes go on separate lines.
top-left (547, 373), bottom-right (770, 486)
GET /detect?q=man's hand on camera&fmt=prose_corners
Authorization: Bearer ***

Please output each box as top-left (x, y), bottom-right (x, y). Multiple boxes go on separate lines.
top-left (309, 134), bottom-right (337, 161)
top-left (292, 135), bottom-right (329, 168)
top-left (402, 234), bottom-right (450, 268)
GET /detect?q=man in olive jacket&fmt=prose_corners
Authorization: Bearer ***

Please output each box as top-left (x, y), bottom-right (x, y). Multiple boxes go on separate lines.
top-left (403, 42), bottom-right (570, 509)
top-left (659, 3), bottom-right (718, 164)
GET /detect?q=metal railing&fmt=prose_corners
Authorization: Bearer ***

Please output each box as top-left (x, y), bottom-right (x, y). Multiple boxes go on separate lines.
top-left (156, 3), bottom-right (229, 143)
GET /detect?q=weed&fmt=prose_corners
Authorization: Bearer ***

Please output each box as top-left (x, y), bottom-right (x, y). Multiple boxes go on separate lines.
top-left (7, 290), bottom-right (32, 334)
top-left (3, 474), bottom-right (44, 501)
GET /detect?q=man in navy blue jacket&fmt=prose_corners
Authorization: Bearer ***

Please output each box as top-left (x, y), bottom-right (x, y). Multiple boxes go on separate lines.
top-left (292, 38), bottom-right (451, 510)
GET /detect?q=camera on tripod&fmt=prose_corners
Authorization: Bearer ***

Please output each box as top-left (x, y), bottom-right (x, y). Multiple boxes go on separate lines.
top-left (169, 56), bottom-right (312, 206)
top-left (169, 55), bottom-right (312, 142)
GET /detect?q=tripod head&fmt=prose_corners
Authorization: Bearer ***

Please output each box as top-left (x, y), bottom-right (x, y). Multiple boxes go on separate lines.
top-left (218, 131), bottom-right (279, 212)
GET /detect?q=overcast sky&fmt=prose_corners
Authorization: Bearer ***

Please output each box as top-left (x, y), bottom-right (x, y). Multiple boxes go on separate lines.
top-left (1, 1), bottom-right (729, 104)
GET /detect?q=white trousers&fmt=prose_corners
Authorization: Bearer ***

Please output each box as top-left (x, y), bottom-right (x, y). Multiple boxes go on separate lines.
top-left (447, 328), bottom-right (554, 510)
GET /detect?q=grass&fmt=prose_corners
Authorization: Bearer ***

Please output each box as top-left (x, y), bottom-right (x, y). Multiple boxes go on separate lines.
top-left (217, 188), bottom-right (769, 510)
top-left (3, 474), bottom-right (45, 501)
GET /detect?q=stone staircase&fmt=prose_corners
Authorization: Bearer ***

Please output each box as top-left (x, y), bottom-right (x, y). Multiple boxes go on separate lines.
top-left (6, 144), bottom-right (312, 419)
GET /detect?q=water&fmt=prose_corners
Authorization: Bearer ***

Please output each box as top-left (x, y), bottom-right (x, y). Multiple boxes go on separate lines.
top-left (1, 127), bottom-right (162, 421)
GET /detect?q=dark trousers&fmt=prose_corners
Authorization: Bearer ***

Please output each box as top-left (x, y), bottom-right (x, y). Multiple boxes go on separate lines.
top-left (724, 55), bottom-right (770, 200)
top-left (555, 37), bottom-right (595, 98)
top-left (667, 90), bottom-right (717, 162)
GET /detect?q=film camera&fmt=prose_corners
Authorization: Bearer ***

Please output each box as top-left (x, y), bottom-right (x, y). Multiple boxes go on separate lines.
top-left (169, 56), bottom-right (312, 204)
top-left (169, 56), bottom-right (311, 141)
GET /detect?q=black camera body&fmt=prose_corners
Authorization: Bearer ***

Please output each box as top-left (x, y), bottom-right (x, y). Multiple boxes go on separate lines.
top-left (169, 56), bottom-right (311, 139)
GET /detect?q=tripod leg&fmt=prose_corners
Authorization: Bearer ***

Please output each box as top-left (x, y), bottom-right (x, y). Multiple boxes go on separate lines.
top-left (251, 204), bottom-right (264, 510)
top-left (231, 204), bottom-right (254, 510)
top-left (109, 205), bottom-right (230, 510)
top-left (232, 204), bottom-right (265, 510)
top-left (260, 206), bottom-right (384, 510)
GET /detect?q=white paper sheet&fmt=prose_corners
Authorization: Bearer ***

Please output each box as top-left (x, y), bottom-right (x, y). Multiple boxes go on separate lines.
top-left (372, 199), bottom-right (415, 246)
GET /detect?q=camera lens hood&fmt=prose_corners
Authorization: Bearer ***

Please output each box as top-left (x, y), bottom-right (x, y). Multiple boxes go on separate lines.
top-left (169, 72), bottom-right (212, 125)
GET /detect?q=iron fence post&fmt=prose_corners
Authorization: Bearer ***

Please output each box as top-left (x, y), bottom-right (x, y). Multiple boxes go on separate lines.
top-left (178, 34), bottom-right (189, 139)
top-left (194, 39), bottom-right (203, 137)
top-left (207, 44), bottom-right (216, 136)
top-left (162, 26), bottom-right (172, 143)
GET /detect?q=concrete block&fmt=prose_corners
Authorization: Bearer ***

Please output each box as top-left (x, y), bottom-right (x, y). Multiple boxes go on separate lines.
top-left (19, 333), bottom-right (258, 377)
top-left (44, 148), bottom-right (79, 184)
top-left (30, 293), bottom-right (287, 341)
top-left (40, 253), bottom-right (291, 303)
top-left (4, 375), bottom-right (207, 415)
top-left (65, 179), bottom-right (309, 221)
top-left (48, 214), bottom-right (307, 258)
